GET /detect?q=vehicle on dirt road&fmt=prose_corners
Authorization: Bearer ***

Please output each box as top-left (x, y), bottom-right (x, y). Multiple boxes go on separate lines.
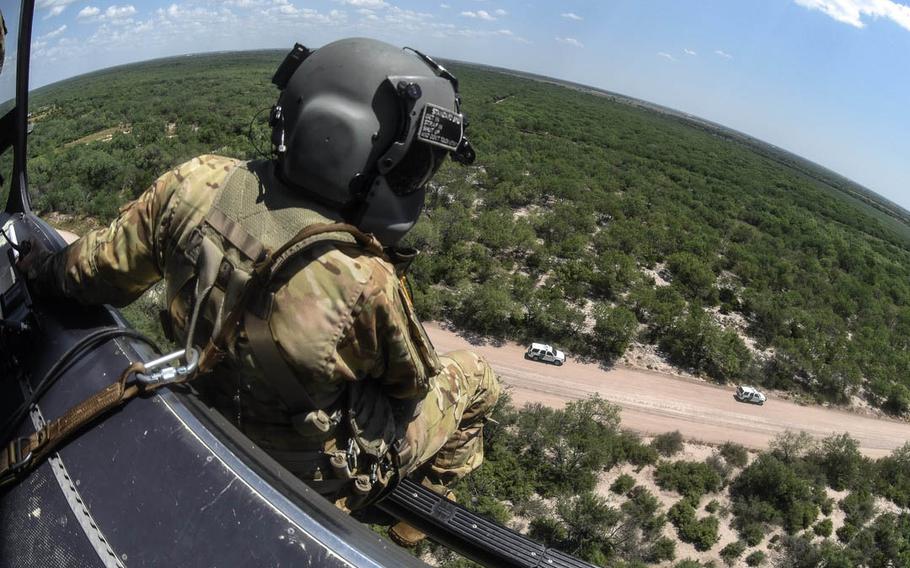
top-left (735, 385), bottom-right (766, 405)
top-left (525, 343), bottom-right (565, 366)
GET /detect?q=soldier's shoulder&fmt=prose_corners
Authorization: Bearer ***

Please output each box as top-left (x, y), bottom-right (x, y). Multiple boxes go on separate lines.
top-left (171, 154), bottom-right (242, 186)
top-left (310, 245), bottom-right (395, 290)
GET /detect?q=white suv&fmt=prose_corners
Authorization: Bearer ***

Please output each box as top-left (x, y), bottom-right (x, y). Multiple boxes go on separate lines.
top-left (735, 385), bottom-right (766, 405)
top-left (525, 343), bottom-right (566, 366)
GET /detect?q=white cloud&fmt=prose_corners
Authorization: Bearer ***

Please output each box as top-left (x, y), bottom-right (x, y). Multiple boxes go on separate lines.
top-left (556, 36), bottom-right (583, 48)
top-left (684, 48), bottom-right (697, 56)
top-left (658, 51), bottom-right (676, 61)
top-left (440, 3), bottom-right (450, 7)
top-left (494, 9), bottom-right (507, 16)
top-left (77, 6), bottom-right (101, 19)
top-left (339, 0), bottom-right (387, 7)
top-left (561, 12), bottom-right (582, 21)
top-left (795, 0), bottom-right (910, 31)
top-left (714, 49), bottom-right (733, 59)
top-left (105, 5), bottom-right (137, 20)
top-left (461, 10), bottom-right (496, 21)
top-left (37, 0), bottom-right (77, 18)
top-left (40, 24), bottom-right (67, 38)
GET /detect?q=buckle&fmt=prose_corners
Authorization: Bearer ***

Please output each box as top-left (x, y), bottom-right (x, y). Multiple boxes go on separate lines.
top-left (135, 347), bottom-right (199, 386)
top-left (3, 437), bottom-right (32, 480)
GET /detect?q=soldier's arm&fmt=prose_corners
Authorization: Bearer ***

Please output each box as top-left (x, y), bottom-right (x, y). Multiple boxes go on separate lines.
top-left (27, 155), bottom-right (238, 307)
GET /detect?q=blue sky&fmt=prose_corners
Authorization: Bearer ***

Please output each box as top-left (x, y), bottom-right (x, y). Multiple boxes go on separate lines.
top-left (24, 0), bottom-right (910, 208)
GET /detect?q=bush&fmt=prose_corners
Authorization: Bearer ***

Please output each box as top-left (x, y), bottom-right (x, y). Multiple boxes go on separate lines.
top-left (839, 490), bottom-right (875, 528)
top-left (875, 442), bottom-right (910, 508)
top-left (730, 454), bottom-right (821, 534)
top-left (740, 522), bottom-right (765, 547)
top-left (705, 499), bottom-right (720, 514)
top-left (744, 550), bottom-right (767, 566)
top-left (621, 487), bottom-right (666, 537)
top-left (668, 500), bottom-right (720, 551)
top-left (719, 541), bottom-right (746, 566)
top-left (655, 460), bottom-right (723, 501)
top-left (651, 431), bottom-right (685, 457)
top-left (646, 536), bottom-right (676, 563)
top-left (619, 431), bottom-right (660, 467)
top-left (593, 304), bottom-right (639, 360)
top-left (610, 474), bottom-right (636, 495)
top-left (816, 433), bottom-right (864, 491)
top-left (719, 442), bottom-right (749, 468)
top-left (836, 523), bottom-right (856, 543)
top-left (813, 518), bottom-right (833, 538)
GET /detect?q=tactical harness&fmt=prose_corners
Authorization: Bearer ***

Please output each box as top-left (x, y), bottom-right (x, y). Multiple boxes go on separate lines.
top-left (1, 163), bottom-right (415, 503)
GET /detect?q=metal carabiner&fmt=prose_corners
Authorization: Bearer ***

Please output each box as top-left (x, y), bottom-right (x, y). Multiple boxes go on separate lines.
top-left (135, 347), bottom-right (199, 386)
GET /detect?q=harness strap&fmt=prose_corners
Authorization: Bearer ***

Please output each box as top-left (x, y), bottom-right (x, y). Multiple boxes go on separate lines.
top-left (0, 363), bottom-right (146, 487)
top-left (245, 310), bottom-right (321, 413)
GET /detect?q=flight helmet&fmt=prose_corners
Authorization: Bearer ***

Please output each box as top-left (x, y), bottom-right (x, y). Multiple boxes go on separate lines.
top-left (270, 38), bottom-right (475, 245)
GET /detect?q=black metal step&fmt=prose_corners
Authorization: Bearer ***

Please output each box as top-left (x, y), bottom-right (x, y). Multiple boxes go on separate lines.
top-left (379, 479), bottom-right (597, 568)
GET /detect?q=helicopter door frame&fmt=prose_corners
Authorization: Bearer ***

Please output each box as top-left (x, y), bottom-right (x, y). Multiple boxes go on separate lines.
top-left (4, 0), bottom-right (34, 214)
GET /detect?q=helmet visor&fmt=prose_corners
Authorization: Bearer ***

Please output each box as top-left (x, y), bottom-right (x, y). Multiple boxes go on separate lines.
top-left (385, 141), bottom-right (447, 196)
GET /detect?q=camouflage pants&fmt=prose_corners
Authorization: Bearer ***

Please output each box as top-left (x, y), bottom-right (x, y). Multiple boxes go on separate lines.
top-left (401, 350), bottom-right (502, 491)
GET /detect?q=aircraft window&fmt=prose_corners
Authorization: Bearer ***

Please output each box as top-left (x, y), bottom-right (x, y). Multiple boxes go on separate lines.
top-left (0, 0), bottom-right (19, 118)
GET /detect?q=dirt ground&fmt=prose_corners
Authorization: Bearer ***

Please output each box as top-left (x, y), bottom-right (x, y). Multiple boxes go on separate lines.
top-left (423, 323), bottom-right (910, 458)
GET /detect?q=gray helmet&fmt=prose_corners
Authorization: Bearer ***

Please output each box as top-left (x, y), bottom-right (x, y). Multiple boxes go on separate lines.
top-left (270, 38), bottom-right (475, 245)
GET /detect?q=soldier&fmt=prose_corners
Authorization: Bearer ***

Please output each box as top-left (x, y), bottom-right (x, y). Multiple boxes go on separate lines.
top-left (20, 38), bottom-right (500, 547)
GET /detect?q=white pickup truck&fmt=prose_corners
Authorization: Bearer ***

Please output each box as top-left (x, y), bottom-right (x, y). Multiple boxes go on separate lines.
top-left (525, 343), bottom-right (566, 366)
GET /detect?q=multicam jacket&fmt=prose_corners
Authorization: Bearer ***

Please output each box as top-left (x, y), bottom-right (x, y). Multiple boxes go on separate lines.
top-left (30, 155), bottom-right (444, 498)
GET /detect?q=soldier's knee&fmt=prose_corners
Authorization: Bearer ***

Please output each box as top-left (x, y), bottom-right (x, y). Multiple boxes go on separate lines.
top-left (443, 349), bottom-right (501, 422)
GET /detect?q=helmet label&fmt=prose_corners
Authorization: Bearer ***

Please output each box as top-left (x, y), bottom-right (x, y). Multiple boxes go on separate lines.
top-left (416, 103), bottom-right (464, 152)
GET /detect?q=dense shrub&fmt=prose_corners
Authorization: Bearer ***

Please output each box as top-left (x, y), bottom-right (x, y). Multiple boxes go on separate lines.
top-left (814, 518), bottom-right (833, 538)
top-left (610, 474), bottom-right (636, 495)
top-left (651, 431), bottom-right (685, 457)
top-left (719, 541), bottom-right (746, 566)
top-left (730, 454), bottom-right (821, 534)
top-left (744, 550), bottom-right (767, 566)
top-left (839, 490), bottom-right (875, 528)
top-left (668, 500), bottom-right (720, 551)
top-left (655, 460), bottom-right (723, 501)
top-left (876, 442), bottom-right (910, 508)
top-left (646, 537), bottom-right (676, 563)
top-left (719, 442), bottom-right (749, 468)
top-left (816, 433), bottom-right (865, 491)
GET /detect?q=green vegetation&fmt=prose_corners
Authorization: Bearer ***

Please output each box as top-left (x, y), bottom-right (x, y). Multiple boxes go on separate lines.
top-left (667, 500), bottom-right (720, 551)
top-left (21, 52), bottom-right (910, 567)
top-left (744, 550), bottom-right (766, 566)
top-left (718, 442), bottom-right (749, 469)
top-left (814, 517), bottom-right (833, 538)
top-left (650, 430), bottom-right (684, 457)
top-left (655, 460), bottom-right (723, 501)
top-left (22, 51), bottom-right (910, 412)
top-left (610, 473), bottom-right (636, 495)
top-left (718, 541), bottom-right (746, 566)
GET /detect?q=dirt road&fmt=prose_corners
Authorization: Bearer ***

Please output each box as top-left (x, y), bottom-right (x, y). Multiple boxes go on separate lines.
top-left (424, 323), bottom-right (910, 458)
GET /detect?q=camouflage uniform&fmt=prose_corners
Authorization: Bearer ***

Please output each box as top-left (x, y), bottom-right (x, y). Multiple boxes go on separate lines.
top-left (29, 155), bottom-right (501, 509)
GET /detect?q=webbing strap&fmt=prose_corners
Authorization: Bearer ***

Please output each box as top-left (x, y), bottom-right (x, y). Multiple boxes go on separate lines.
top-left (245, 311), bottom-right (321, 414)
top-left (205, 208), bottom-right (265, 262)
top-left (0, 363), bottom-right (145, 487)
